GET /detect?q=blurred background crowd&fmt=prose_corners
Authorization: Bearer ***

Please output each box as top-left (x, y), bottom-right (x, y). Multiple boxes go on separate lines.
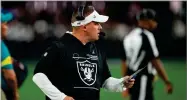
top-left (2, 1), bottom-right (186, 59)
top-left (1, 1), bottom-right (186, 100)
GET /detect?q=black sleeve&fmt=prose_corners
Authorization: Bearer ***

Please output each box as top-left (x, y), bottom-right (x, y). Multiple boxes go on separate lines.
top-left (144, 34), bottom-right (159, 60)
top-left (34, 42), bottom-right (63, 75)
top-left (100, 52), bottom-right (112, 87)
top-left (119, 40), bottom-right (126, 61)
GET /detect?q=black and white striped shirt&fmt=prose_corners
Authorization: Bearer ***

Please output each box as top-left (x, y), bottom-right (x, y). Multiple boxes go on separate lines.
top-left (121, 27), bottom-right (158, 76)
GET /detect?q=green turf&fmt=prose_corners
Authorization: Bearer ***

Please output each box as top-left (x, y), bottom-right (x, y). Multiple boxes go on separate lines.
top-left (18, 59), bottom-right (186, 100)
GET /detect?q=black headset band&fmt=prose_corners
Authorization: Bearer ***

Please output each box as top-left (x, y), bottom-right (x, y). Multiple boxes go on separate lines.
top-left (76, 5), bottom-right (86, 21)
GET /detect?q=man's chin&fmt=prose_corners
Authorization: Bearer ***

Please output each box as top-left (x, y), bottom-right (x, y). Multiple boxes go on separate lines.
top-left (95, 37), bottom-right (99, 41)
top-left (91, 37), bottom-right (99, 42)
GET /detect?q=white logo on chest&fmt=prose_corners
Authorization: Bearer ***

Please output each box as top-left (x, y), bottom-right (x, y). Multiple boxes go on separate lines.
top-left (76, 60), bottom-right (97, 86)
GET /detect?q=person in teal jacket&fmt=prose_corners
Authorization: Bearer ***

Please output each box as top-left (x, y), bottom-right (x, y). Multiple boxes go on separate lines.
top-left (1, 9), bottom-right (19, 100)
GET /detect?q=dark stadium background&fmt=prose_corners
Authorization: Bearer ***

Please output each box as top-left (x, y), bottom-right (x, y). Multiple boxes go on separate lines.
top-left (1, 1), bottom-right (186, 100)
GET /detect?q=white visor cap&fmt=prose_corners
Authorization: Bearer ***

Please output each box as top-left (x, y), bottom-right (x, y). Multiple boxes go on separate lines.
top-left (71, 10), bottom-right (109, 26)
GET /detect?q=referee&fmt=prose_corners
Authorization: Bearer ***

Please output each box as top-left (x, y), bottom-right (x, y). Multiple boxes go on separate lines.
top-left (33, 4), bottom-right (135, 100)
top-left (120, 9), bottom-right (173, 100)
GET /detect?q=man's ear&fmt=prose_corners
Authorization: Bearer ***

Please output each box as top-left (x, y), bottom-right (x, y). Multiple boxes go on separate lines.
top-left (84, 25), bottom-right (87, 29)
top-left (83, 25), bottom-right (87, 31)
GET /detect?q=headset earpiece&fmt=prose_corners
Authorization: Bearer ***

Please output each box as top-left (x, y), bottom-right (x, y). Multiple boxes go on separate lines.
top-left (76, 5), bottom-right (85, 20)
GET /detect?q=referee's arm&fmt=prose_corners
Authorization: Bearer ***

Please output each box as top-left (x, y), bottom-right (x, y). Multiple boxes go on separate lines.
top-left (32, 43), bottom-right (67, 100)
top-left (146, 34), bottom-right (171, 86)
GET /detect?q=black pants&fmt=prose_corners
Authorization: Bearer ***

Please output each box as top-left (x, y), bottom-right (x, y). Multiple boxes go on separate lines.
top-left (129, 75), bottom-right (154, 100)
top-left (3, 89), bottom-right (14, 100)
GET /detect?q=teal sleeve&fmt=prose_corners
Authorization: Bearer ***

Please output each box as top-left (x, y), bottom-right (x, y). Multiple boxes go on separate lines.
top-left (1, 40), bottom-right (13, 69)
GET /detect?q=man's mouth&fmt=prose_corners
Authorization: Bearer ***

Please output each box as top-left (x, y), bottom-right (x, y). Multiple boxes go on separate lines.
top-left (99, 32), bottom-right (105, 37)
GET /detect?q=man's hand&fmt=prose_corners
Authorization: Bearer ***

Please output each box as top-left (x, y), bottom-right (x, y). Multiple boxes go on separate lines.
top-left (165, 81), bottom-right (173, 94)
top-left (13, 92), bottom-right (19, 100)
top-left (64, 96), bottom-right (74, 100)
top-left (122, 89), bottom-right (129, 97)
top-left (123, 76), bottom-right (135, 88)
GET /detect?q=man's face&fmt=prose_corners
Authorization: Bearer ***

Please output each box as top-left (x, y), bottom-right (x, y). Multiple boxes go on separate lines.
top-left (138, 19), bottom-right (157, 30)
top-left (84, 21), bottom-right (102, 41)
top-left (148, 20), bottom-right (157, 30)
top-left (1, 23), bottom-right (8, 39)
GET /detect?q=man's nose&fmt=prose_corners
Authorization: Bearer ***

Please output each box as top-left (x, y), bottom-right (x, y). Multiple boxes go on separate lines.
top-left (99, 24), bottom-right (102, 30)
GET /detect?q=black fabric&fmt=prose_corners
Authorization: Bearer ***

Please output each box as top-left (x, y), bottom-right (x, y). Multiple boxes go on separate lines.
top-left (142, 33), bottom-right (159, 61)
top-left (13, 59), bottom-right (28, 88)
top-left (34, 33), bottom-right (111, 100)
top-left (129, 74), bottom-right (154, 100)
top-left (3, 89), bottom-right (14, 100)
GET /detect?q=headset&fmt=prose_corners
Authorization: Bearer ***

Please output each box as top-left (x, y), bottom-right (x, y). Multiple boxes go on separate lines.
top-left (76, 5), bottom-right (86, 21)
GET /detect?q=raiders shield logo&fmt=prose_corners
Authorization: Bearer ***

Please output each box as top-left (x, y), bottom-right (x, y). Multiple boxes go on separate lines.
top-left (77, 60), bottom-right (97, 86)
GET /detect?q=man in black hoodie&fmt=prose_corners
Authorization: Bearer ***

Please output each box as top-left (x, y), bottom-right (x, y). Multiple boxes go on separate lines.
top-left (33, 4), bottom-right (135, 100)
